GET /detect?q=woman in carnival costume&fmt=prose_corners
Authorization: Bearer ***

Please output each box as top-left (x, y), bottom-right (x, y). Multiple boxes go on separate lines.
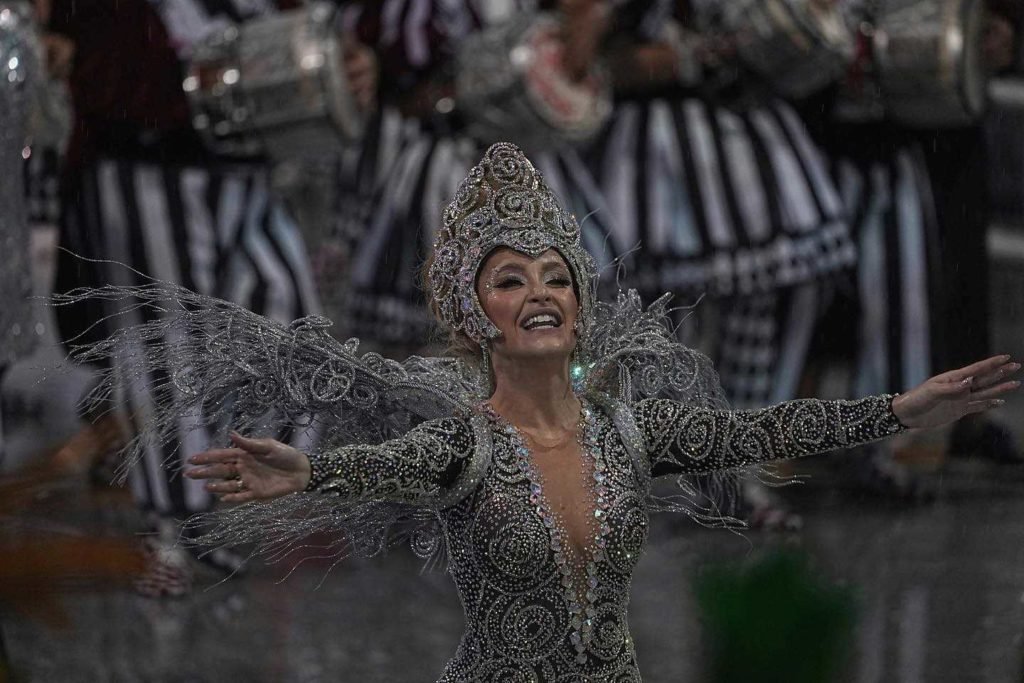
top-left (73, 143), bottom-right (1018, 681)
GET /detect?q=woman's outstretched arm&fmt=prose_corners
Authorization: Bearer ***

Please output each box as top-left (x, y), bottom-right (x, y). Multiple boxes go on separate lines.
top-left (186, 417), bottom-right (477, 506)
top-left (635, 355), bottom-right (1019, 476)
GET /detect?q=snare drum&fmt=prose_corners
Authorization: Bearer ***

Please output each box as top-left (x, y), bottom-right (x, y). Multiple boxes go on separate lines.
top-left (455, 12), bottom-right (612, 148)
top-left (872, 0), bottom-right (987, 126)
top-left (183, 2), bottom-right (364, 159)
top-left (725, 0), bottom-right (855, 99)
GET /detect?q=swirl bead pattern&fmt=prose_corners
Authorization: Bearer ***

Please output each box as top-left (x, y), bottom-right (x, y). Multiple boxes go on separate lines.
top-left (303, 392), bottom-right (904, 680)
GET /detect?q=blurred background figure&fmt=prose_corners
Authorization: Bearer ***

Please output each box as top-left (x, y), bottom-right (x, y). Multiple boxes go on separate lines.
top-left (794, 0), bottom-right (1023, 499)
top-left (0, 0), bottom-right (85, 475)
top-left (0, 2), bottom-right (44, 467)
top-left (337, 0), bottom-right (622, 354)
top-left (586, 0), bottom-right (857, 527)
top-left (268, 2), bottom-right (378, 329)
top-left (44, 0), bottom-right (360, 596)
top-left (0, 6), bottom-right (148, 673)
top-left (932, 0), bottom-right (1023, 463)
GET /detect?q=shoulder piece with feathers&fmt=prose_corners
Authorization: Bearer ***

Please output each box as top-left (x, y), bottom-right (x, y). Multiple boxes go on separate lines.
top-left (56, 278), bottom-right (762, 571)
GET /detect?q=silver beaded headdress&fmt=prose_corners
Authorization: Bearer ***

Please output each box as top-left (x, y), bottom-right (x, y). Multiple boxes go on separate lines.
top-left (428, 142), bottom-right (595, 345)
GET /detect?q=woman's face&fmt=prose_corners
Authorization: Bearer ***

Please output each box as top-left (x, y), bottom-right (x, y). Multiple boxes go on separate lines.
top-left (476, 248), bottom-right (579, 361)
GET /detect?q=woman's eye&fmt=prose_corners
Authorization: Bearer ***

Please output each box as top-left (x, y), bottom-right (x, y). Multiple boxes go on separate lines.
top-left (494, 278), bottom-right (523, 289)
top-left (547, 277), bottom-right (572, 287)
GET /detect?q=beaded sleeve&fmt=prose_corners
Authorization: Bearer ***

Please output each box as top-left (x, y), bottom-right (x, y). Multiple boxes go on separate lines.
top-left (634, 394), bottom-right (906, 475)
top-left (305, 416), bottom-right (481, 508)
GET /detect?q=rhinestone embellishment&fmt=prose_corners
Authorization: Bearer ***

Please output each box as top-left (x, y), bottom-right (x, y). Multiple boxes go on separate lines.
top-left (480, 400), bottom-right (611, 664)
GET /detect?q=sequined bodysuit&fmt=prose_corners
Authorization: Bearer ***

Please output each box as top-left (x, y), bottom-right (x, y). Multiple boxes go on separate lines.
top-left (307, 393), bottom-right (904, 681)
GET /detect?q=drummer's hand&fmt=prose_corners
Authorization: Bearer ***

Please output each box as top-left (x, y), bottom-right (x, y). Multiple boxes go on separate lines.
top-left (891, 355), bottom-right (1020, 430)
top-left (185, 432), bottom-right (311, 504)
top-left (695, 33), bottom-right (739, 68)
top-left (42, 33), bottom-right (75, 80)
top-left (558, 0), bottom-right (610, 81)
top-left (343, 37), bottom-right (378, 112)
top-left (983, 15), bottom-right (1015, 72)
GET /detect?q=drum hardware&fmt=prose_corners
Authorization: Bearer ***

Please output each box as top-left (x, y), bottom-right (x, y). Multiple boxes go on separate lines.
top-left (725, 0), bottom-right (855, 99)
top-left (183, 1), bottom-right (365, 159)
top-left (989, 77), bottom-right (1024, 111)
top-left (836, 0), bottom-right (989, 127)
top-left (455, 12), bottom-right (612, 149)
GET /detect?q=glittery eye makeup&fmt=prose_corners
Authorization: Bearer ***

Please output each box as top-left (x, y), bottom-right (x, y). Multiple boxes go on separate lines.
top-left (484, 259), bottom-right (572, 294)
top-left (483, 267), bottom-right (525, 292)
top-left (493, 275), bottom-right (524, 289)
top-left (543, 271), bottom-right (572, 287)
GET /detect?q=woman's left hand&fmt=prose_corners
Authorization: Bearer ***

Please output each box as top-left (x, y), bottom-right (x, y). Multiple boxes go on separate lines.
top-left (891, 355), bottom-right (1020, 429)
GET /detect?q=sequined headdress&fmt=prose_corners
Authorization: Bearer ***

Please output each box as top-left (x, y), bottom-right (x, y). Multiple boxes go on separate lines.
top-left (428, 142), bottom-right (595, 346)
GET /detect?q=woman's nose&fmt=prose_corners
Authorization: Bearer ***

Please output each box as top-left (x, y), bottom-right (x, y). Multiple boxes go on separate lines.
top-left (528, 281), bottom-right (552, 301)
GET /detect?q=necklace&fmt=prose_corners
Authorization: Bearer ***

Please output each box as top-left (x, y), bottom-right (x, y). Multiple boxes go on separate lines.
top-left (480, 399), bottom-right (612, 665)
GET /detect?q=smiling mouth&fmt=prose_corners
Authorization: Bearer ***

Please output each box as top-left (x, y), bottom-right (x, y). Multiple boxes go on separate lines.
top-left (521, 313), bottom-right (562, 330)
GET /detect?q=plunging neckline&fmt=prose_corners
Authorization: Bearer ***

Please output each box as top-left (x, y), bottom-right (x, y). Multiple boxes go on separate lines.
top-left (480, 399), bottom-right (613, 663)
top-left (525, 435), bottom-right (597, 565)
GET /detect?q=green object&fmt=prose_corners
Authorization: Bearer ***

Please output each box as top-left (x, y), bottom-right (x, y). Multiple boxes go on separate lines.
top-left (695, 551), bottom-right (857, 683)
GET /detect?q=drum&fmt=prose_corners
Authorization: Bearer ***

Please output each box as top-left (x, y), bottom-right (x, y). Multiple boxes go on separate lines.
top-left (455, 12), bottom-right (612, 148)
top-left (872, 0), bottom-right (987, 126)
top-left (725, 0), bottom-right (855, 99)
top-left (183, 2), bottom-right (364, 159)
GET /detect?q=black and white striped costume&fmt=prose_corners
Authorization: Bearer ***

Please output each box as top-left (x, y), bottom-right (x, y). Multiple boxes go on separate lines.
top-left (590, 98), bottom-right (853, 299)
top-left (809, 121), bottom-right (941, 397)
top-left (341, 0), bottom-right (624, 348)
top-left (588, 0), bottom-right (856, 408)
top-left (52, 0), bottom-right (319, 519)
top-left (796, 0), bottom-right (944, 398)
top-left (25, 146), bottom-right (62, 225)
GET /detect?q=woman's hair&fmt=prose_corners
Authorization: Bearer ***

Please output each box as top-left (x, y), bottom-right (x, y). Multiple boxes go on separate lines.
top-left (422, 248), bottom-right (484, 366)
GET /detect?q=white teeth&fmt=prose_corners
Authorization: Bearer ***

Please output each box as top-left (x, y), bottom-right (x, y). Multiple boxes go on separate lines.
top-left (523, 313), bottom-right (560, 329)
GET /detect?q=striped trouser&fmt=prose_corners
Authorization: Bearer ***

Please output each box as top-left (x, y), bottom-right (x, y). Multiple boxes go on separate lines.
top-left (714, 145), bottom-right (939, 407)
top-left (713, 284), bottom-right (822, 409)
top-left (835, 145), bottom-right (939, 396)
top-left (56, 157), bottom-right (321, 517)
top-left (594, 97), bottom-right (853, 409)
top-left (591, 97), bottom-right (855, 297)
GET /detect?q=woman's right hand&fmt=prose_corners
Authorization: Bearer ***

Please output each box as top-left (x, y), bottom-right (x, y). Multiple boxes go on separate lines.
top-left (185, 432), bottom-right (312, 504)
